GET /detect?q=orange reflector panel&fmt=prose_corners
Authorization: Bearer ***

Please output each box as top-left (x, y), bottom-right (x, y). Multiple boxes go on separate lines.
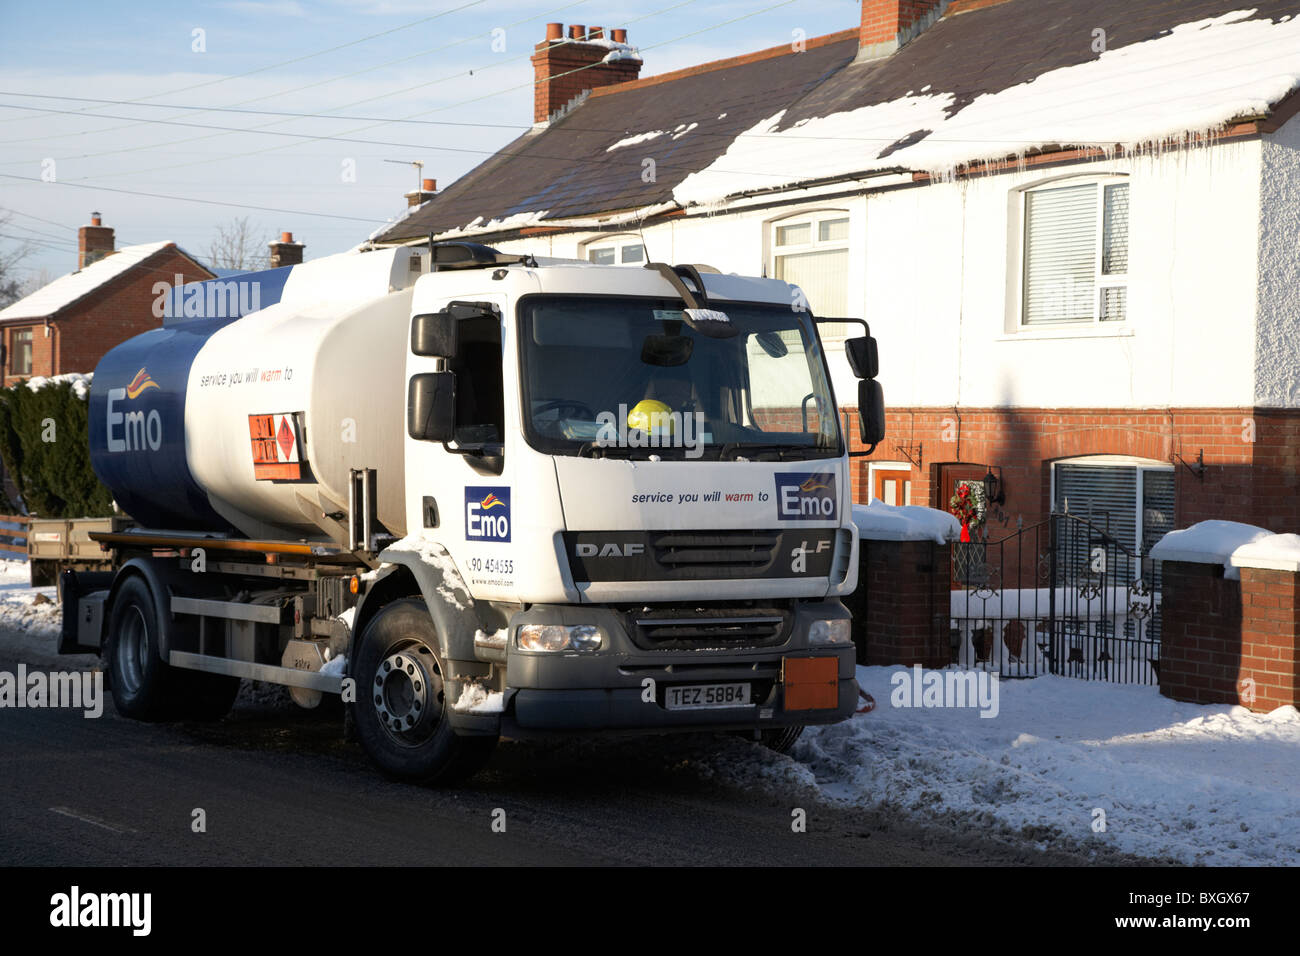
top-left (782, 656), bottom-right (839, 711)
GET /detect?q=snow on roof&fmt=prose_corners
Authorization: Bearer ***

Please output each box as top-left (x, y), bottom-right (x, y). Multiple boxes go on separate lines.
top-left (1149, 519), bottom-right (1300, 575)
top-left (852, 501), bottom-right (960, 544)
top-left (378, 2), bottom-right (1300, 244)
top-left (0, 241), bottom-right (174, 322)
top-left (674, 10), bottom-right (1300, 203)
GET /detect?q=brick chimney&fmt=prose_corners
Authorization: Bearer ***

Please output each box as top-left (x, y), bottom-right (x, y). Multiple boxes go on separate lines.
top-left (404, 177), bottom-right (437, 208)
top-left (859, 1), bottom-right (947, 60)
top-left (268, 231), bottom-right (304, 269)
top-left (78, 212), bottom-right (115, 269)
top-left (531, 23), bottom-right (642, 125)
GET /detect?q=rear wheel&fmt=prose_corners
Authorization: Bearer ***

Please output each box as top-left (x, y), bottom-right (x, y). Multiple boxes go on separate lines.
top-left (105, 576), bottom-right (178, 721)
top-left (352, 599), bottom-right (497, 784)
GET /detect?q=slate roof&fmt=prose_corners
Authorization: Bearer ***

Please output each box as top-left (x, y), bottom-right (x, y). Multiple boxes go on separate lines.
top-left (377, 0), bottom-right (1300, 243)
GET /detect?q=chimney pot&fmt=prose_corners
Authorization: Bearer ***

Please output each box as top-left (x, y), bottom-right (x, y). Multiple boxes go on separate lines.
top-left (611, 28), bottom-right (627, 43)
top-left (280, 231), bottom-right (293, 243)
top-left (545, 22), bottom-right (563, 41)
top-left (590, 26), bottom-right (604, 40)
top-left (568, 24), bottom-right (585, 40)
top-left (91, 212), bottom-right (102, 226)
top-left (422, 177), bottom-right (436, 192)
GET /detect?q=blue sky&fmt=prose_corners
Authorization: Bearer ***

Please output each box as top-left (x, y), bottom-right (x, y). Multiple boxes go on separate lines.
top-left (0, 0), bottom-right (856, 282)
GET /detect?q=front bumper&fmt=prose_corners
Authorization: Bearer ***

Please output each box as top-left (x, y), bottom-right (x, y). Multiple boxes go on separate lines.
top-left (500, 600), bottom-right (858, 735)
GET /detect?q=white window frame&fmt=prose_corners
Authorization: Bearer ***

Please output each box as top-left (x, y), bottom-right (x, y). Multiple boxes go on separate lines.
top-left (1049, 455), bottom-right (1173, 568)
top-left (583, 234), bottom-right (646, 267)
top-left (867, 461), bottom-right (914, 506)
top-left (767, 209), bottom-right (852, 339)
top-left (1013, 174), bottom-right (1130, 331)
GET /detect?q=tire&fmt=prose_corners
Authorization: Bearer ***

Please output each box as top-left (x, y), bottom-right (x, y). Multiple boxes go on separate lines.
top-left (352, 598), bottom-right (497, 784)
top-left (760, 725), bottom-right (805, 755)
top-left (105, 575), bottom-right (179, 721)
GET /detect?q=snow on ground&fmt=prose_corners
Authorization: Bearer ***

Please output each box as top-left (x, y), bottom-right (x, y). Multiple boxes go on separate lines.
top-left (772, 665), bottom-right (1300, 866)
top-left (0, 558), bottom-right (67, 666)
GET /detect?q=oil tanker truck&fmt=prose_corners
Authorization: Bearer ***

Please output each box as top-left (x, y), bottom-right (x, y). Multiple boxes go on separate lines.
top-left (58, 240), bottom-right (886, 783)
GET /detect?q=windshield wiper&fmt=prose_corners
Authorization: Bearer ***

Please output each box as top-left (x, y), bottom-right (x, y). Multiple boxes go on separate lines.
top-left (717, 443), bottom-right (837, 462)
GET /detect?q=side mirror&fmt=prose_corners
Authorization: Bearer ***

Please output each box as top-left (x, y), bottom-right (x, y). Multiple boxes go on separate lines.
top-left (411, 312), bottom-right (458, 358)
top-left (846, 335), bottom-right (879, 379)
top-left (408, 372), bottom-right (456, 442)
top-left (858, 378), bottom-right (885, 449)
top-left (411, 301), bottom-right (498, 358)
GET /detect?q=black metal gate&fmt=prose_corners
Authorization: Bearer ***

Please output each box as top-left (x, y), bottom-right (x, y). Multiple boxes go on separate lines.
top-left (950, 513), bottom-right (1161, 683)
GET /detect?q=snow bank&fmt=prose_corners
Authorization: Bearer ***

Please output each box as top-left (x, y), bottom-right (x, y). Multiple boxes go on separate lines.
top-left (453, 681), bottom-right (504, 714)
top-left (674, 10), bottom-right (1300, 204)
top-left (852, 500), bottom-right (959, 544)
top-left (23, 372), bottom-right (92, 399)
top-left (1150, 520), bottom-right (1300, 575)
top-left (1231, 532), bottom-right (1300, 573)
top-left (783, 665), bottom-right (1300, 865)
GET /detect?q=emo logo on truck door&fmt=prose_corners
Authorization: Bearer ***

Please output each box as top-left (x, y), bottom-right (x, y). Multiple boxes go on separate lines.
top-left (774, 472), bottom-right (838, 521)
top-left (465, 487), bottom-right (510, 542)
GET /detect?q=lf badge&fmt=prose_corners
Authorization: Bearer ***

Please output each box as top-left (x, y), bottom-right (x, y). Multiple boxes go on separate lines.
top-left (465, 487), bottom-right (511, 542)
top-left (791, 538), bottom-right (832, 573)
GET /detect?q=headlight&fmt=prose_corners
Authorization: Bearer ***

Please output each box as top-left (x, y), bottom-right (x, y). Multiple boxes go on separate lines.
top-left (808, 619), bottom-right (852, 645)
top-left (517, 624), bottom-right (605, 652)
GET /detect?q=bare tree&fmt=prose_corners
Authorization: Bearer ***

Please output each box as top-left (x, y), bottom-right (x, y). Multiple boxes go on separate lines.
top-left (207, 216), bottom-right (262, 271)
top-left (0, 212), bottom-right (33, 309)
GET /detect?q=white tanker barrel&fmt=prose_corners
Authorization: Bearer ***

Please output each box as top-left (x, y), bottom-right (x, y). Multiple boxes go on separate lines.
top-left (90, 248), bottom-right (418, 540)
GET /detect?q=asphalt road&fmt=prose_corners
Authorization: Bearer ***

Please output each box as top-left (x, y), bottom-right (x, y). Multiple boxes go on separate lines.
top-left (0, 635), bottom-right (1139, 867)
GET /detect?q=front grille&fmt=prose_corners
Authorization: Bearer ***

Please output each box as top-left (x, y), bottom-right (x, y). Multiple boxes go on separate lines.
top-left (629, 606), bottom-right (790, 650)
top-left (651, 531), bottom-right (779, 579)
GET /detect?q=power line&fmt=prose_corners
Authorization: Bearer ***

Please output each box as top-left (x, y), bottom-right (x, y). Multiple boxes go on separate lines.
top-left (0, 0), bottom-right (700, 178)
top-left (0, 173), bottom-right (385, 224)
top-left (0, 0), bottom-right (491, 130)
top-left (0, 0), bottom-right (595, 151)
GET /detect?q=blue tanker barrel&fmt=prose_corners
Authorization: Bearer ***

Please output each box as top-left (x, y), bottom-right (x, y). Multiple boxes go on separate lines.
top-left (89, 266), bottom-right (293, 531)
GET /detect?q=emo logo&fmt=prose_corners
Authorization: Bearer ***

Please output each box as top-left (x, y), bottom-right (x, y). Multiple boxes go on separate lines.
top-left (465, 487), bottom-right (511, 542)
top-left (774, 472), bottom-right (837, 521)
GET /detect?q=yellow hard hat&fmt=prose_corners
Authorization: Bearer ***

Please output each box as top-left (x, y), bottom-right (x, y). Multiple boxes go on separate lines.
top-left (627, 399), bottom-right (675, 436)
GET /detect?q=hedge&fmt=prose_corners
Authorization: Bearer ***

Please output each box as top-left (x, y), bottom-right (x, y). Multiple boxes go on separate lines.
top-left (0, 376), bottom-right (114, 518)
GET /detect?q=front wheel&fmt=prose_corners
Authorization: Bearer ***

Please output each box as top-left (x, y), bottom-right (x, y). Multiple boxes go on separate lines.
top-left (760, 725), bottom-right (805, 754)
top-left (352, 599), bottom-right (497, 784)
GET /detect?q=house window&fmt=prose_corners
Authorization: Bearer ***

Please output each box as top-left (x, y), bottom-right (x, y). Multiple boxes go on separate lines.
top-left (1022, 179), bottom-right (1129, 325)
top-left (1051, 457), bottom-right (1173, 565)
top-left (10, 329), bottom-right (32, 375)
top-left (771, 211), bottom-right (850, 338)
top-left (586, 237), bottom-right (645, 266)
top-left (869, 462), bottom-right (913, 506)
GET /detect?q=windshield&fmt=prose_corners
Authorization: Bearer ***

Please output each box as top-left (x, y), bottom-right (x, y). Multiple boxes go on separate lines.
top-left (518, 295), bottom-right (841, 460)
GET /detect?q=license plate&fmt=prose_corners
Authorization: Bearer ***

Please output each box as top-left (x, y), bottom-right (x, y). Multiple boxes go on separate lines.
top-left (664, 682), bottom-right (752, 710)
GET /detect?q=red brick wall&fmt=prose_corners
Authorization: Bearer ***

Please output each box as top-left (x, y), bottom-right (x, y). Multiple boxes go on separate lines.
top-left (532, 40), bottom-right (641, 124)
top-left (845, 538), bottom-right (951, 666)
top-left (1159, 561), bottom-right (1300, 712)
top-left (844, 405), bottom-right (1300, 534)
top-left (860, 0), bottom-right (944, 47)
